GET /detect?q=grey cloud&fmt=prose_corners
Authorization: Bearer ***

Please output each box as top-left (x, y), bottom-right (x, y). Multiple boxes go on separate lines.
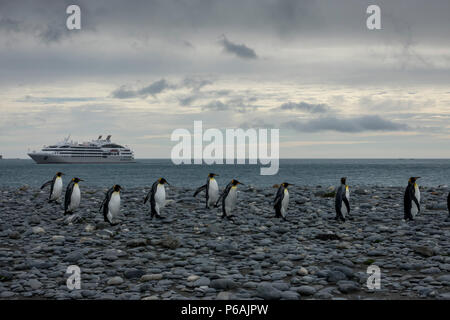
top-left (285, 115), bottom-right (409, 133)
top-left (183, 40), bottom-right (194, 48)
top-left (278, 101), bottom-right (330, 113)
top-left (138, 79), bottom-right (172, 96)
top-left (112, 79), bottom-right (173, 99)
top-left (199, 97), bottom-right (259, 113)
top-left (219, 35), bottom-right (257, 59)
top-left (178, 95), bottom-right (197, 106)
top-left (240, 119), bottom-right (276, 130)
top-left (0, 18), bottom-right (21, 32)
top-left (38, 25), bottom-right (65, 44)
top-left (18, 96), bottom-right (98, 104)
top-left (201, 100), bottom-right (228, 112)
top-left (111, 86), bottom-right (140, 99)
top-left (112, 77), bottom-right (212, 99)
top-left (181, 77), bottom-right (213, 91)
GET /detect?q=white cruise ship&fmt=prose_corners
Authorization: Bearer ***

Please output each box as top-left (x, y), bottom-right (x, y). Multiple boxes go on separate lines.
top-left (28, 135), bottom-right (135, 164)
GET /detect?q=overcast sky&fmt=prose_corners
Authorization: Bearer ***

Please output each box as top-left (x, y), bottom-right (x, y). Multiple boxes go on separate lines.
top-left (0, 0), bottom-right (449, 158)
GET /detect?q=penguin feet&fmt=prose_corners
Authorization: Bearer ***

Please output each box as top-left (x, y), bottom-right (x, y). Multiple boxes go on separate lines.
top-left (155, 214), bottom-right (165, 219)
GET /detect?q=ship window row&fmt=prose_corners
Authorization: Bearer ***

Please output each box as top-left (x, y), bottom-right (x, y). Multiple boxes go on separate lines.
top-left (43, 148), bottom-right (101, 152)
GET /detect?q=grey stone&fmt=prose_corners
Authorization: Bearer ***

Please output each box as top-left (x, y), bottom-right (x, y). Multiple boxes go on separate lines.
top-left (107, 276), bottom-right (124, 285)
top-left (256, 282), bottom-right (282, 300)
top-left (297, 285), bottom-right (317, 296)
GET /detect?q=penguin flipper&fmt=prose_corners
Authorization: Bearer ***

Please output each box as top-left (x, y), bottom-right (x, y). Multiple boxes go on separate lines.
top-left (40, 180), bottom-right (52, 190)
top-left (193, 185), bottom-right (206, 197)
top-left (64, 181), bottom-right (74, 213)
top-left (143, 191), bottom-right (151, 204)
top-left (273, 186), bottom-right (284, 207)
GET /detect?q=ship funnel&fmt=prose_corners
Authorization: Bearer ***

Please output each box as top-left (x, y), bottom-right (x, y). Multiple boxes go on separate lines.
top-left (98, 135), bottom-right (102, 140)
top-left (106, 135), bottom-right (111, 141)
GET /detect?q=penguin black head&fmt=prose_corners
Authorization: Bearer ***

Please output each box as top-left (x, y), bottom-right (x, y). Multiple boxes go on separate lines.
top-left (281, 182), bottom-right (291, 188)
top-left (56, 172), bottom-right (64, 177)
top-left (208, 173), bottom-right (218, 178)
top-left (341, 177), bottom-right (347, 185)
top-left (158, 178), bottom-right (170, 185)
top-left (113, 184), bottom-right (122, 192)
top-left (409, 177), bottom-right (420, 183)
top-left (231, 179), bottom-right (243, 186)
top-left (72, 177), bottom-right (83, 183)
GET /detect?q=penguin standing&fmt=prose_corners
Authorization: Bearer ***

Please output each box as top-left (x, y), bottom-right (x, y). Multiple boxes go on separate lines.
top-left (193, 173), bottom-right (219, 208)
top-left (144, 178), bottom-right (169, 219)
top-left (40, 172), bottom-right (64, 203)
top-left (99, 185), bottom-right (122, 225)
top-left (335, 177), bottom-right (350, 222)
top-left (273, 182), bottom-right (291, 221)
top-left (64, 177), bottom-right (83, 215)
top-left (404, 177), bottom-right (420, 221)
top-left (216, 179), bottom-right (243, 220)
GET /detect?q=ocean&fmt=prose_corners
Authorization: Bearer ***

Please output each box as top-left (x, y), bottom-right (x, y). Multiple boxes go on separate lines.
top-left (0, 159), bottom-right (449, 189)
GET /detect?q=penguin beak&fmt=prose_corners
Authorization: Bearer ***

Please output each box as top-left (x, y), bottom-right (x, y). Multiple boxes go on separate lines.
top-left (79, 179), bottom-right (84, 182)
top-left (239, 182), bottom-right (245, 185)
top-left (165, 181), bottom-right (170, 185)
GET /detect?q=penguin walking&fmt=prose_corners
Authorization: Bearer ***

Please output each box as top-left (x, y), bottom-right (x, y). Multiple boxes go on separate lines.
top-left (40, 172), bottom-right (64, 203)
top-left (216, 179), bottom-right (244, 220)
top-left (193, 173), bottom-right (219, 208)
top-left (144, 178), bottom-right (169, 219)
top-left (404, 177), bottom-right (420, 221)
top-left (99, 185), bottom-right (122, 225)
top-left (273, 183), bottom-right (291, 221)
top-left (64, 177), bottom-right (83, 215)
top-left (335, 177), bottom-right (350, 222)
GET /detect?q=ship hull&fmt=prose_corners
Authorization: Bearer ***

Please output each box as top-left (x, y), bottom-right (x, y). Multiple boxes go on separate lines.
top-left (28, 153), bottom-right (135, 164)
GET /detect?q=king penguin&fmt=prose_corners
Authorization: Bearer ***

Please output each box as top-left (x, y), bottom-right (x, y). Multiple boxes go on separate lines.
top-left (335, 177), bottom-right (350, 222)
top-left (144, 178), bottom-right (170, 219)
top-left (41, 172), bottom-right (64, 203)
top-left (216, 179), bottom-right (244, 220)
top-left (99, 184), bottom-right (122, 225)
top-left (193, 173), bottom-right (219, 209)
top-left (273, 182), bottom-right (292, 221)
top-left (64, 177), bottom-right (83, 215)
top-left (404, 177), bottom-right (420, 221)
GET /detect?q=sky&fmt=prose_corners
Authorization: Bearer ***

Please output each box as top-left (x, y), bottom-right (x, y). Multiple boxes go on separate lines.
top-left (0, 0), bottom-right (449, 159)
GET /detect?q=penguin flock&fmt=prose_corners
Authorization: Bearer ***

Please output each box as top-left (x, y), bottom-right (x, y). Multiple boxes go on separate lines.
top-left (40, 172), bottom-right (450, 225)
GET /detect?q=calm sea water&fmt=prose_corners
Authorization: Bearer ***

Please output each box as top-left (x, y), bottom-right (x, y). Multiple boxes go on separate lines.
top-left (0, 159), bottom-right (449, 188)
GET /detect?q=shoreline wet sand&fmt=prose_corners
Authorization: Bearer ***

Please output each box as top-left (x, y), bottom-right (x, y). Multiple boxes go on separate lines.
top-left (0, 184), bottom-right (449, 300)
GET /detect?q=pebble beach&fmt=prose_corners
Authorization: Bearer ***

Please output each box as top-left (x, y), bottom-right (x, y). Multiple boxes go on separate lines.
top-left (0, 184), bottom-right (449, 300)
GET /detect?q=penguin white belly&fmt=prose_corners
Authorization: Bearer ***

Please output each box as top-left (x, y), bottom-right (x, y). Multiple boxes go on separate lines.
top-left (108, 192), bottom-right (121, 221)
top-left (155, 184), bottom-right (166, 215)
top-left (208, 179), bottom-right (219, 207)
top-left (224, 187), bottom-right (237, 215)
top-left (341, 187), bottom-right (350, 218)
top-left (411, 185), bottom-right (420, 217)
top-left (281, 189), bottom-right (289, 217)
top-left (51, 178), bottom-right (63, 200)
top-left (69, 185), bottom-right (80, 212)
top-left (341, 200), bottom-right (348, 218)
